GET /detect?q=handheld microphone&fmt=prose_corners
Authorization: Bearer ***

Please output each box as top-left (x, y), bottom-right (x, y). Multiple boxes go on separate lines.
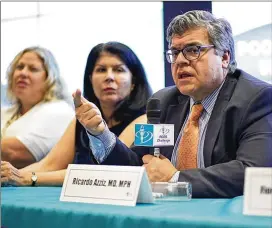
top-left (147, 98), bottom-right (161, 124)
top-left (147, 98), bottom-right (161, 157)
top-left (134, 98), bottom-right (174, 151)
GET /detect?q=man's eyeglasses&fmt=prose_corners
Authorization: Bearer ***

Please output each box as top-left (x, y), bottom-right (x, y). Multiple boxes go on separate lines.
top-left (165, 45), bottom-right (214, 63)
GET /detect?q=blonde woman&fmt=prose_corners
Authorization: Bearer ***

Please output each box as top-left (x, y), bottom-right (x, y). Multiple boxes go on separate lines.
top-left (1, 47), bottom-right (74, 168)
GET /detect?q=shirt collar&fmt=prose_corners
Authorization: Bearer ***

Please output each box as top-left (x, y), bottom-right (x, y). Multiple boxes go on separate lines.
top-left (190, 79), bottom-right (226, 116)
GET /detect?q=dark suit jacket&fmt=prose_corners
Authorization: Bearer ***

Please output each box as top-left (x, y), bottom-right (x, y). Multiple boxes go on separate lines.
top-left (102, 69), bottom-right (272, 198)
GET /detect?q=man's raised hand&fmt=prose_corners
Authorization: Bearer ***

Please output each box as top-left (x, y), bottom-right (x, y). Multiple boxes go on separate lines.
top-left (72, 89), bottom-right (105, 135)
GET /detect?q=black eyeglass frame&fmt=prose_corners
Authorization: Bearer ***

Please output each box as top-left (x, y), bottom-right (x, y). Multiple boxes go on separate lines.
top-left (165, 45), bottom-right (215, 63)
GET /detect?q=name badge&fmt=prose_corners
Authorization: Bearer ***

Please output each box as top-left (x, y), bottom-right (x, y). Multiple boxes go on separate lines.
top-left (243, 167), bottom-right (272, 216)
top-left (134, 124), bottom-right (174, 147)
top-left (60, 164), bottom-right (154, 206)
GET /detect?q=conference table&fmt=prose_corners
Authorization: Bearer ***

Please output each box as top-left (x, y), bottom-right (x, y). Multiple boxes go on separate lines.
top-left (1, 187), bottom-right (271, 228)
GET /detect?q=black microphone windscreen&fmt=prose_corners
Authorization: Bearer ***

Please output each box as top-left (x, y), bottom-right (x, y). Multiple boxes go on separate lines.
top-left (147, 98), bottom-right (161, 124)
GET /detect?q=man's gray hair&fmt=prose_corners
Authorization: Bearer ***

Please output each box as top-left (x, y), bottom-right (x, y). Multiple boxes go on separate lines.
top-left (166, 10), bottom-right (237, 74)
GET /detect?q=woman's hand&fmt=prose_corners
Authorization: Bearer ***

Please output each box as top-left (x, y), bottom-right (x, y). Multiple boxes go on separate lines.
top-left (1, 161), bottom-right (31, 186)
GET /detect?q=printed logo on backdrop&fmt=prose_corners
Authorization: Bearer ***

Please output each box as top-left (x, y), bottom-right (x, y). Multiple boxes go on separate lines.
top-left (235, 23), bottom-right (272, 84)
top-left (135, 125), bottom-right (153, 146)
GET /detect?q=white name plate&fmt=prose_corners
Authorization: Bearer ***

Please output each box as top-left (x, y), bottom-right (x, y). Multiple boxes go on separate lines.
top-left (243, 167), bottom-right (272, 216)
top-left (60, 164), bottom-right (154, 206)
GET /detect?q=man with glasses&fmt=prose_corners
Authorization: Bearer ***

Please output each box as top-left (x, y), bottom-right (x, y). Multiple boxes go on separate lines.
top-left (74, 10), bottom-right (272, 198)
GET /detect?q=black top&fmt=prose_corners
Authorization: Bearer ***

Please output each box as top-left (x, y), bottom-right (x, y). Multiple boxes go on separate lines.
top-left (74, 111), bottom-right (143, 164)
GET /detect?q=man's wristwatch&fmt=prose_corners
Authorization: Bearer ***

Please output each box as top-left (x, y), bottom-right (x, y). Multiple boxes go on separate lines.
top-left (31, 172), bottom-right (37, 186)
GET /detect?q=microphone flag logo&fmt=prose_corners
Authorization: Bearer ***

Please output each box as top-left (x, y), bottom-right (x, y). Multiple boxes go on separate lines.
top-left (134, 124), bottom-right (174, 147)
top-left (135, 124), bottom-right (153, 146)
top-left (160, 125), bottom-right (170, 135)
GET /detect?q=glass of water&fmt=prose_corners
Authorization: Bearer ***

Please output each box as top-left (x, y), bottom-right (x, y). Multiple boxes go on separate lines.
top-left (151, 182), bottom-right (192, 201)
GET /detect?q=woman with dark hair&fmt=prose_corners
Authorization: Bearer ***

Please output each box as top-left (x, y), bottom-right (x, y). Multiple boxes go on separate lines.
top-left (75, 42), bottom-right (152, 164)
top-left (1, 42), bottom-right (153, 186)
top-left (83, 42), bottom-right (151, 119)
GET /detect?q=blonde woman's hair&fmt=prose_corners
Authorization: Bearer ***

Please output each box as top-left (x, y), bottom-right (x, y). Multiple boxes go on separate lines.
top-left (6, 46), bottom-right (72, 106)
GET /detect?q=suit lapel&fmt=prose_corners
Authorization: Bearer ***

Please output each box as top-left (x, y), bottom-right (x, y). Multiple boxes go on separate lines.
top-left (204, 74), bottom-right (238, 167)
top-left (166, 96), bottom-right (190, 141)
